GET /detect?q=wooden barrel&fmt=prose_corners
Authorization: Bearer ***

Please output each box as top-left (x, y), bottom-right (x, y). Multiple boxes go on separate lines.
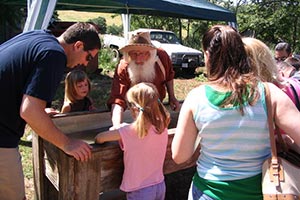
top-left (32, 108), bottom-right (198, 200)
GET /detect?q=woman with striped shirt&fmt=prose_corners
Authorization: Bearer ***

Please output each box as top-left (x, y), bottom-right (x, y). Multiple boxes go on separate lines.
top-left (171, 25), bottom-right (300, 200)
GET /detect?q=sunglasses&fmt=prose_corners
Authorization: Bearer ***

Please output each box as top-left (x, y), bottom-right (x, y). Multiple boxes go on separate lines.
top-left (86, 50), bottom-right (94, 62)
top-left (275, 56), bottom-right (287, 62)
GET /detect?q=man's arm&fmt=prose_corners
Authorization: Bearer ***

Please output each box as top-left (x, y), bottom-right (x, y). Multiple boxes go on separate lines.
top-left (107, 60), bottom-right (130, 128)
top-left (20, 95), bottom-right (91, 161)
top-left (110, 104), bottom-right (124, 130)
top-left (166, 79), bottom-right (180, 111)
top-left (157, 49), bottom-right (180, 111)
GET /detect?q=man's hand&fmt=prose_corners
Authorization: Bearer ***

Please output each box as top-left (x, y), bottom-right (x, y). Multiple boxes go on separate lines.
top-left (169, 97), bottom-right (181, 112)
top-left (21, 95), bottom-right (92, 162)
top-left (44, 108), bottom-right (60, 116)
top-left (63, 138), bottom-right (92, 162)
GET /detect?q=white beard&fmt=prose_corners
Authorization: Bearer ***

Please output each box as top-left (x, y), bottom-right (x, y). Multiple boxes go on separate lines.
top-left (125, 49), bottom-right (157, 86)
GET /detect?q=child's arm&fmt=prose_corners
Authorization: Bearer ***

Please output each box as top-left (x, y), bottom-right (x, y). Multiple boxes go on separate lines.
top-left (61, 102), bottom-right (71, 113)
top-left (95, 129), bottom-right (121, 144)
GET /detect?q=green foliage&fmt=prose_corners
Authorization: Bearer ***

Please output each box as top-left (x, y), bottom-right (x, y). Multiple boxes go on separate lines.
top-left (19, 130), bottom-right (33, 179)
top-left (106, 24), bottom-right (123, 35)
top-left (237, 0), bottom-right (300, 53)
top-left (52, 82), bottom-right (65, 110)
top-left (88, 16), bottom-right (107, 34)
top-left (195, 73), bottom-right (208, 82)
top-left (52, 11), bottom-right (59, 21)
top-left (129, 14), bottom-right (227, 51)
top-left (131, 15), bottom-right (181, 34)
top-left (183, 20), bottom-right (226, 50)
top-left (0, 3), bottom-right (25, 43)
top-left (98, 48), bottom-right (118, 71)
top-left (88, 75), bottom-right (112, 111)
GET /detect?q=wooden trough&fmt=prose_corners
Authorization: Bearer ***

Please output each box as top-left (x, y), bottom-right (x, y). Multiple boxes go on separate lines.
top-left (32, 108), bottom-right (199, 200)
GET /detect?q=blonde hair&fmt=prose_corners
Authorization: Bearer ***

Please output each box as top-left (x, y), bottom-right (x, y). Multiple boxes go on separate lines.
top-left (126, 82), bottom-right (170, 138)
top-left (64, 70), bottom-right (91, 103)
top-left (242, 37), bottom-right (278, 82)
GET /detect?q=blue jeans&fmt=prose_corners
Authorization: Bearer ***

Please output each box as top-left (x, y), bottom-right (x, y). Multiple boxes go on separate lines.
top-left (188, 182), bottom-right (215, 200)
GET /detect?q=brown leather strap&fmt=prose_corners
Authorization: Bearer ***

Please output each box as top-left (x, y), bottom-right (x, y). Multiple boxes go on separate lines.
top-left (263, 194), bottom-right (300, 200)
top-left (264, 83), bottom-right (278, 157)
top-left (263, 82), bottom-right (284, 185)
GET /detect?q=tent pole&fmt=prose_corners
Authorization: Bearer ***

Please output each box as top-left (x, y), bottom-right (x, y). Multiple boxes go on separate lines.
top-left (121, 14), bottom-right (131, 44)
top-left (23, 0), bottom-right (57, 32)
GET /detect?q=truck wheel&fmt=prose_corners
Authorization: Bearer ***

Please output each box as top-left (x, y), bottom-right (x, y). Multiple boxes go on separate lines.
top-left (112, 48), bottom-right (120, 62)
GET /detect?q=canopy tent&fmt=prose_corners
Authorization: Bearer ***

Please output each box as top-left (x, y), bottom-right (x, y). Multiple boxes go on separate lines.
top-left (23, 0), bottom-right (57, 31)
top-left (7, 0), bottom-right (237, 33)
top-left (54, 0), bottom-right (236, 22)
top-left (55, 0), bottom-right (237, 38)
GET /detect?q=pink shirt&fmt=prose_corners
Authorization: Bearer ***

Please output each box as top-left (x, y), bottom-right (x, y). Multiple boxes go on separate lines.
top-left (283, 78), bottom-right (300, 106)
top-left (118, 124), bottom-right (168, 192)
top-left (277, 78), bottom-right (300, 135)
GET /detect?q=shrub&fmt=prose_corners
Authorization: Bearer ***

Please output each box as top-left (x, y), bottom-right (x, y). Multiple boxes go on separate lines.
top-left (88, 17), bottom-right (107, 34)
top-left (98, 48), bottom-right (118, 72)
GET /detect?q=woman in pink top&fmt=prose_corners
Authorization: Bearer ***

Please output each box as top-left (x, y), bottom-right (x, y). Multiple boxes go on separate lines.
top-left (243, 37), bottom-right (300, 152)
top-left (95, 82), bottom-right (170, 200)
top-left (242, 37), bottom-right (300, 107)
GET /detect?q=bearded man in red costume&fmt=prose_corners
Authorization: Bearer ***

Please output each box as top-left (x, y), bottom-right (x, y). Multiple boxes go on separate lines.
top-left (107, 31), bottom-right (180, 129)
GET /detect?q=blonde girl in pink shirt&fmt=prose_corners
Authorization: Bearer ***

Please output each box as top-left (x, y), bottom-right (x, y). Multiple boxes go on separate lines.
top-left (95, 82), bottom-right (170, 200)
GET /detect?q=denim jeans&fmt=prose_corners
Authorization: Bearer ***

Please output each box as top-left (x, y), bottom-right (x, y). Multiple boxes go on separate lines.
top-left (188, 182), bottom-right (215, 200)
top-left (126, 181), bottom-right (166, 200)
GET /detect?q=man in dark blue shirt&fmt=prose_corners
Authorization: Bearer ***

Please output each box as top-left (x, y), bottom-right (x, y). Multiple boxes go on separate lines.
top-left (0, 22), bottom-right (101, 199)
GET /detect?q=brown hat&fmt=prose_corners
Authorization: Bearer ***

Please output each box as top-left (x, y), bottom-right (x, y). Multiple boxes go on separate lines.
top-left (119, 31), bottom-right (156, 53)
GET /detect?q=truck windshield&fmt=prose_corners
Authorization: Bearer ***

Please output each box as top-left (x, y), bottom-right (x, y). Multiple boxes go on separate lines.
top-left (150, 32), bottom-right (181, 44)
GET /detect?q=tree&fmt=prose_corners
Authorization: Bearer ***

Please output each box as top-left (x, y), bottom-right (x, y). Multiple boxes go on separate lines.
top-left (0, 3), bottom-right (26, 44)
top-left (88, 16), bottom-right (107, 34)
top-left (236, 0), bottom-right (300, 53)
top-left (106, 24), bottom-right (123, 35)
top-left (129, 14), bottom-right (227, 51)
top-left (130, 15), bottom-right (181, 35)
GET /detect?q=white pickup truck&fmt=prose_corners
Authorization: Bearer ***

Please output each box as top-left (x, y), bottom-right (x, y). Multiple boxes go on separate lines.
top-left (103, 28), bottom-right (204, 74)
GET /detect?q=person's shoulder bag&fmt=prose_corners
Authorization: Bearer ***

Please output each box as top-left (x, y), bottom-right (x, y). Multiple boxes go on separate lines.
top-left (262, 82), bottom-right (300, 200)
